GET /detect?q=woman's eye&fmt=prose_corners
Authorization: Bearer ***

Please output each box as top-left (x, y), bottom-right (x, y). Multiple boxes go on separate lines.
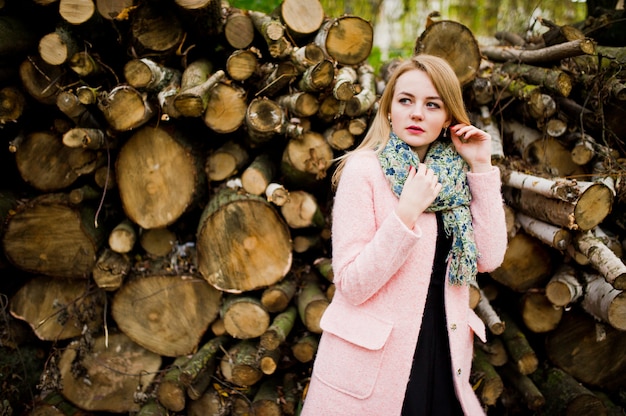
top-left (426, 102), bottom-right (441, 109)
top-left (399, 98), bottom-right (411, 104)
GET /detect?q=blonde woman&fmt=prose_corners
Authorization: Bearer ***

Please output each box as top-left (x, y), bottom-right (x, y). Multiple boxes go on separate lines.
top-left (301, 55), bottom-right (507, 415)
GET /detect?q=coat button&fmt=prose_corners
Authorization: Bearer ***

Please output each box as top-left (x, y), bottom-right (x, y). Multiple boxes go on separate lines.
top-left (457, 368), bottom-right (462, 376)
top-left (451, 323), bottom-right (457, 330)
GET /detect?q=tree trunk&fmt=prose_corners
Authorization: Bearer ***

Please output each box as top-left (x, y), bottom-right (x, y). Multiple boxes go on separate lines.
top-left (531, 366), bottom-right (608, 416)
top-left (261, 275), bottom-right (298, 313)
top-left (574, 232), bottom-right (626, 289)
top-left (581, 272), bottom-right (626, 330)
top-left (296, 271), bottom-right (329, 334)
top-left (472, 347), bottom-right (504, 406)
top-left (499, 362), bottom-right (546, 411)
top-left (156, 356), bottom-right (190, 412)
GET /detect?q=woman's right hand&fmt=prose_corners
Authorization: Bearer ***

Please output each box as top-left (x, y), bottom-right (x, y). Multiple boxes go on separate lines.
top-left (395, 164), bottom-right (442, 229)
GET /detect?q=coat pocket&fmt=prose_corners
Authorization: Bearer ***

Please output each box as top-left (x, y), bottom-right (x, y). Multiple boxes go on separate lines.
top-left (312, 301), bottom-right (393, 399)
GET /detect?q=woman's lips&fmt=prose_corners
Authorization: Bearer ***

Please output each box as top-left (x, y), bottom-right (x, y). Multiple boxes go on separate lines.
top-left (406, 126), bottom-right (424, 133)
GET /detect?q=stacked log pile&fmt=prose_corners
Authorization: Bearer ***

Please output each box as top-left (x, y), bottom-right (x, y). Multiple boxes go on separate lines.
top-left (0, 0), bottom-right (625, 415)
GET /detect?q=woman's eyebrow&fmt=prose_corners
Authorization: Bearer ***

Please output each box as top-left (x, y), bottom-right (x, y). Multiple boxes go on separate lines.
top-left (397, 91), bottom-right (442, 101)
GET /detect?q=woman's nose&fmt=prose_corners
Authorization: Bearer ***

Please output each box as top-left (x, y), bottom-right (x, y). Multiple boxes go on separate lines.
top-left (411, 107), bottom-right (423, 120)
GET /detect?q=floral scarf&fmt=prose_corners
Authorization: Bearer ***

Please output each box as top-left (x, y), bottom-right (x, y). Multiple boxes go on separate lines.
top-left (378, 132), bottom-right (478, 285)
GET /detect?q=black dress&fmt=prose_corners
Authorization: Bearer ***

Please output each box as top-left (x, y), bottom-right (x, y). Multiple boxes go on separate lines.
top-left (401, 212), bottom-right (464, 415)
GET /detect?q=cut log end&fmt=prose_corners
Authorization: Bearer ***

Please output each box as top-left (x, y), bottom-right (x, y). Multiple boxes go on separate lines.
top-left (197, 189), bottom-right (293, 292)
top-left (415, 20), bottom-right (481, 85)
top-left (574, 183), bottom-right (614, 231)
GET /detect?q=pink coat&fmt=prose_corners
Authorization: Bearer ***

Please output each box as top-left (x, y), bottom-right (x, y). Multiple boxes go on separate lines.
top-left (301, 149), bottom-right (507, 416)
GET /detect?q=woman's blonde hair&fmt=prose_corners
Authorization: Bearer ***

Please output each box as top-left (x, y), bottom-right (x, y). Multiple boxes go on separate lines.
top-left (331, 54), bottom-right (470, 189)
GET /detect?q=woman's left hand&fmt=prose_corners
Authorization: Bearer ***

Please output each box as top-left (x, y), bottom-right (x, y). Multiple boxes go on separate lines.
top-left (450, 123), bottom-right (493, 173)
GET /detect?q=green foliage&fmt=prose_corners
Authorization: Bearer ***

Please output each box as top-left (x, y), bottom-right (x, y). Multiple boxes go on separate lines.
top-left (368, 45), bottom-right (414, 74)
top-left (230, 0), bottom-right (281, 13)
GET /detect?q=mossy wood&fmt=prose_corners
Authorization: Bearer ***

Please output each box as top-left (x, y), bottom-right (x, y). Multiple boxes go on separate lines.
top-left (296, 272), bottom-right (328, 334)
top-left (261, 276), bottom-right (298, 313)
top-left (219, 339), bottom-right (263, 387)
top-left (179, 335), bottom-right (229, 386)
top-left (498, 362), bottom-right (546, 411)
top-left (471, 347), bottom-right (504, 406)
top-left (156, 356), bottom-right (190, 412)
top-left (500, 311), bottom-right (539, 375)
top-left (530, 365), bottom-right (607, 416)
top-left (260, 304), bottom-right (298, 350)
top-left (252, 376), bottom-right (283, 416)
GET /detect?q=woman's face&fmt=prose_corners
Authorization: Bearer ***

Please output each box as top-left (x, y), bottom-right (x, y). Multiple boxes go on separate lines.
top-left (389, 69), bottom-right (450, 160)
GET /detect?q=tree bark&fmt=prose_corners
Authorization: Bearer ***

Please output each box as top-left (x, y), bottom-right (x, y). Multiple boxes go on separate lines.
top-left (500, 311), bottom-right (539, 375)
top-left (531, 366), bottom-right (608, 416)
top-left (219, 339), bottom-right (263, 387)
top-left (260, 305), bottom-right (298, 350)
top-left (481, 38), bottom-right (596, 64)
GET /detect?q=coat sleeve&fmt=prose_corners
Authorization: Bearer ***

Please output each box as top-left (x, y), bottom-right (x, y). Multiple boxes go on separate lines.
top-left (330, 152), bottom-right (422, 305)
top-left (467, 166), bottom-right (508, 272)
